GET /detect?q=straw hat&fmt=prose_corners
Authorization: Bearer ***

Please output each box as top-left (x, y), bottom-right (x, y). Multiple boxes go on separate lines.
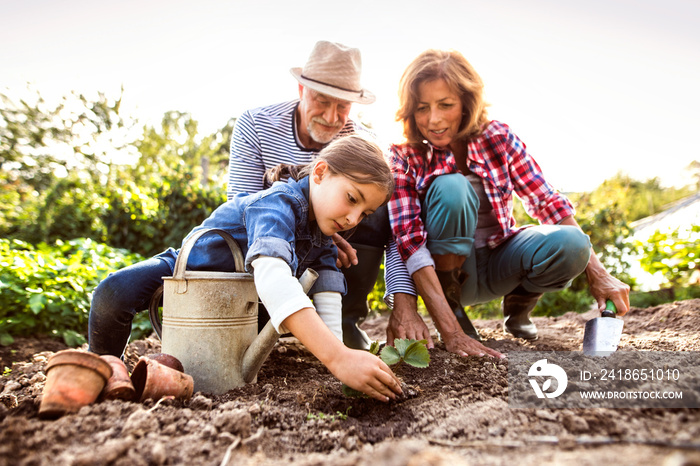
top-left (290, 41), bottom-right (375, 104)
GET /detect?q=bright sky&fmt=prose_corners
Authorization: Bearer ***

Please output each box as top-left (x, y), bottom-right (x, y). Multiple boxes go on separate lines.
top-left (2, 0), bottom-right (699, 192)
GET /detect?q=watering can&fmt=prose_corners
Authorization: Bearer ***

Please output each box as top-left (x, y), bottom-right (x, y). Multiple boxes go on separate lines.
top-left (149, 228), bottom-right (317, 394)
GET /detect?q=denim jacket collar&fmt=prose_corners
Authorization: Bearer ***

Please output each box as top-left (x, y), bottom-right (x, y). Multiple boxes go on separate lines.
top-left (296, 176), bottom-right (332, 248)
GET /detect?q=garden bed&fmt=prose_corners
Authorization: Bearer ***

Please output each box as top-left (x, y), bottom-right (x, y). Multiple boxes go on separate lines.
top-left (1, 300), bottom-right (700, 465)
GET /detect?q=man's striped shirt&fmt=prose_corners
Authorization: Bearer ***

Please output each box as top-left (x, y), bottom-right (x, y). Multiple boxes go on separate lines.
top-left (227, 100), bottom-right (363, 199)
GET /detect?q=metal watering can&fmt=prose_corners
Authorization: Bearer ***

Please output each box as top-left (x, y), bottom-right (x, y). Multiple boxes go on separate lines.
top-left (149, 228), bottom-right (317, 394)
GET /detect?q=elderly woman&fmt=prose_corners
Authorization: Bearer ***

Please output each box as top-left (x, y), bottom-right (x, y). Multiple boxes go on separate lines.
top-left (386, 49), bottom-right (630, 358)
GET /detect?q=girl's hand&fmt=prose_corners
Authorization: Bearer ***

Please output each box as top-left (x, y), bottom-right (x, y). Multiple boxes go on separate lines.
top-left (281, 309), bottom-right (402, 402)
top-left (328, 348), bottom-right (403, 402)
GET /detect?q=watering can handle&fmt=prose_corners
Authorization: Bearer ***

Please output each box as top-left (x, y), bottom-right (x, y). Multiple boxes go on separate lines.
top-left (173, 228), bottom-right (246, 280)
top-left (149, 229), bottom-right (245, 341)
top-left (148, 286), bottom-right (164, 340)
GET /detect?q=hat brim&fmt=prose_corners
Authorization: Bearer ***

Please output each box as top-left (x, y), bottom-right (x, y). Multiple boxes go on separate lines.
top-left (290, 68), bottom-right (375, 104)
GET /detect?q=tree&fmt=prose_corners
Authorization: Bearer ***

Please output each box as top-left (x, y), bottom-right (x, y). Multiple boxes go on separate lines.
top-left (0, 87), bottom-right (138, 192)
top-left (636, 226), bottom-right (700, 288)
top-left (584, 172), bottom-right (695, 223)
top-left (130, 111), bottom-right (234, 187)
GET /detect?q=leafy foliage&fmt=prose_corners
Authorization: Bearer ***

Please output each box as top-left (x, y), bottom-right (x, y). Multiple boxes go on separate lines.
top-left (0, 87), bottom-right (137, 192)
top-left (0, 238), bottom-right (143, 346)
top-left (636, 225), bottom-right (700, 288)
top-left (586, 173), bottom-right (696, 223)
top-left (380, 339), bottom-right (430, 368)
top-left (130, 111), bottom-right (233, 187)
top-left (305, 408), bottom-right (351, 422)
top-left (0, 89), bottom-right (233, 257)
top-left (102, 168), bottom-right (226, 257)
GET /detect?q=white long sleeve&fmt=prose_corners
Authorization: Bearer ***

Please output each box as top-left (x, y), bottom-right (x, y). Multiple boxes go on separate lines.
top-left (251, 256), bottom-right (314, 334)
top-left (312, 292), bottom-right (342, 341)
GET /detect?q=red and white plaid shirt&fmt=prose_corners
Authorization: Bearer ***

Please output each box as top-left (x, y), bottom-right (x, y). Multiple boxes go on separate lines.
top-left (388, 120), bottom-right (576, 263)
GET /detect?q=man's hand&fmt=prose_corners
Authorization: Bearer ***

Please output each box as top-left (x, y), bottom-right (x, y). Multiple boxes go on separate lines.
top-left (332, 233), bottom-right (357, 268)
top-left (387, 293), bottom-right (434, 348)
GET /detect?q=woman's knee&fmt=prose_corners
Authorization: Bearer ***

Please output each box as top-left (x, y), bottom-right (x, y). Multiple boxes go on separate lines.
top-left (553, 227), bottom-right (591, 275)
top-left (426, 174), bottom-right (479, 214)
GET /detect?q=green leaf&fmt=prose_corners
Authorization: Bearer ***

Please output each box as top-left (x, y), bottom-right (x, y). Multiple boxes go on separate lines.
top-left (403, 340), bottom-right (430, 368)
top-left (29, 294), bottom-right (46, 314)
top-left (62, 330), bottom-right (86, 347)
top-left (341, 384), bottom-right (368, 398)
top-left (379, 345), bottom-right (401, 366)
top-left (394, 338), bottom-right (412, 356)
top-left (0, 333), bottom-right (14, 346)
top-left (368, 340), bottom-right (380, 355)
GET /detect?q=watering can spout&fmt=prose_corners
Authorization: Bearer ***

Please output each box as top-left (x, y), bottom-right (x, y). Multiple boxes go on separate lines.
top-left (241, 268), bottom-right (319, 384)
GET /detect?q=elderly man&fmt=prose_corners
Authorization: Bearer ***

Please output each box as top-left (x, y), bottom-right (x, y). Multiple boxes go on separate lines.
top-left (228, 40), bottom-right (392, 350)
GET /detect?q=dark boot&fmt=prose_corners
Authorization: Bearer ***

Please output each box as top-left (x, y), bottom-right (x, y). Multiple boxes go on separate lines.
top-left (341, 245), bottom-right (384, 350)
top-left (435, 269), bottom-right (481, 341)
top-left (502, 286), bottom-right (542, 340)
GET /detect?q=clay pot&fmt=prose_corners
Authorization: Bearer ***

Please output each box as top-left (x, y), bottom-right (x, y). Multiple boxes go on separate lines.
top-left (99, 355), bottom-right (136, 401)
top-left (147, 353), bottom-right (185, 373)
top-left (131, 357), bottom-right (193, 403)
top-left (39, 350), bottom-right (113, 419)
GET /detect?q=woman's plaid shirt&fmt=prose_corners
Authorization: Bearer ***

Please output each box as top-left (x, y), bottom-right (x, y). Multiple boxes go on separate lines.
top-left (388, 120), bottom-right (576, 263)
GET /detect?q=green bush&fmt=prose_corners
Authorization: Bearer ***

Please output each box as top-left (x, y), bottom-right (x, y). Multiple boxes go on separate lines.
top-left (0, 238), bottom-right (144, 346)
top-left (3, 170), bottom-right (227, 259)
top-left (629, 285), bottom-right (700, 308)
top-left (636, 225), bottom-right (700, 288)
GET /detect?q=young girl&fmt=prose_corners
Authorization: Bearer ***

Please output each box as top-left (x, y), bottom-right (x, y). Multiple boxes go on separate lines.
top-left (88, 136), bottom-right (402, 402)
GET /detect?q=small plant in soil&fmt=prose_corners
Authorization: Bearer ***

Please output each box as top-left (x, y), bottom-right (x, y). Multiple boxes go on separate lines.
top-left (379, 338), bottom-right (430, 369)
top-left (306, 407), bottom-right (351, 422)
top-left (342, 338), bottom-right (430, 398)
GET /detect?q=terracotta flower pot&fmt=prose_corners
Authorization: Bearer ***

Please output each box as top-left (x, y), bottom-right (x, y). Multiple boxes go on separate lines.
top-left (131, 357), bottom-right (193, 403)
top-left (99, 355), bottom-right (136, 401)
top-left (147, 353), bottom-right (185, 373)
top-left (39, 350), bottom-right (113, 419)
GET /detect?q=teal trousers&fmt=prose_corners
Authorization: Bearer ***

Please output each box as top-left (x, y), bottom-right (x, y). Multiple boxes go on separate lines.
top-left (423, 174), bottom-right (591, 305)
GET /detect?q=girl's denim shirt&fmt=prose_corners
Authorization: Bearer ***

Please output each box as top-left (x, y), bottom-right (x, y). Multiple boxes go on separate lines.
top-left (157, 176), bottom-right (346, 296)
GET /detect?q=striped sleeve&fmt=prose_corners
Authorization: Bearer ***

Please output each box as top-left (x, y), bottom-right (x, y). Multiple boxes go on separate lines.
top-left (383, 239), bottom-right (417, 308)
top-left (228, 109), bottom-right (266, 199)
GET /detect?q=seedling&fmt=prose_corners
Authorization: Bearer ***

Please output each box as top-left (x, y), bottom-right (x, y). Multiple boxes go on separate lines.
top-left (342, 338), bottom-right (430, 398)
top-left (379, 338), bottom-right (430, 369)
top-left (306, 407), bottom-right (351, 422)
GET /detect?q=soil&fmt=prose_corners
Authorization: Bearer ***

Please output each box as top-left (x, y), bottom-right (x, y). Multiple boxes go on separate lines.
top-left (1, 300), bottom-right (700, 466)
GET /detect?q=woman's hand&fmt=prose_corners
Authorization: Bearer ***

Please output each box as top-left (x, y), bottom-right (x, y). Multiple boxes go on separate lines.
top-left (441, 330), bottom-right (504, 358)
top-left (410, 266), bottom-right (504, 358)
top-left (586, 265), bottom-right (631, 316)
top-left (327, 348), bottom-right (403, 402)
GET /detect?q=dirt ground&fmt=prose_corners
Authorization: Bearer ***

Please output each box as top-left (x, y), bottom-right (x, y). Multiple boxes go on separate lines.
top-left (1, 300), bottom-right (699, 466)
